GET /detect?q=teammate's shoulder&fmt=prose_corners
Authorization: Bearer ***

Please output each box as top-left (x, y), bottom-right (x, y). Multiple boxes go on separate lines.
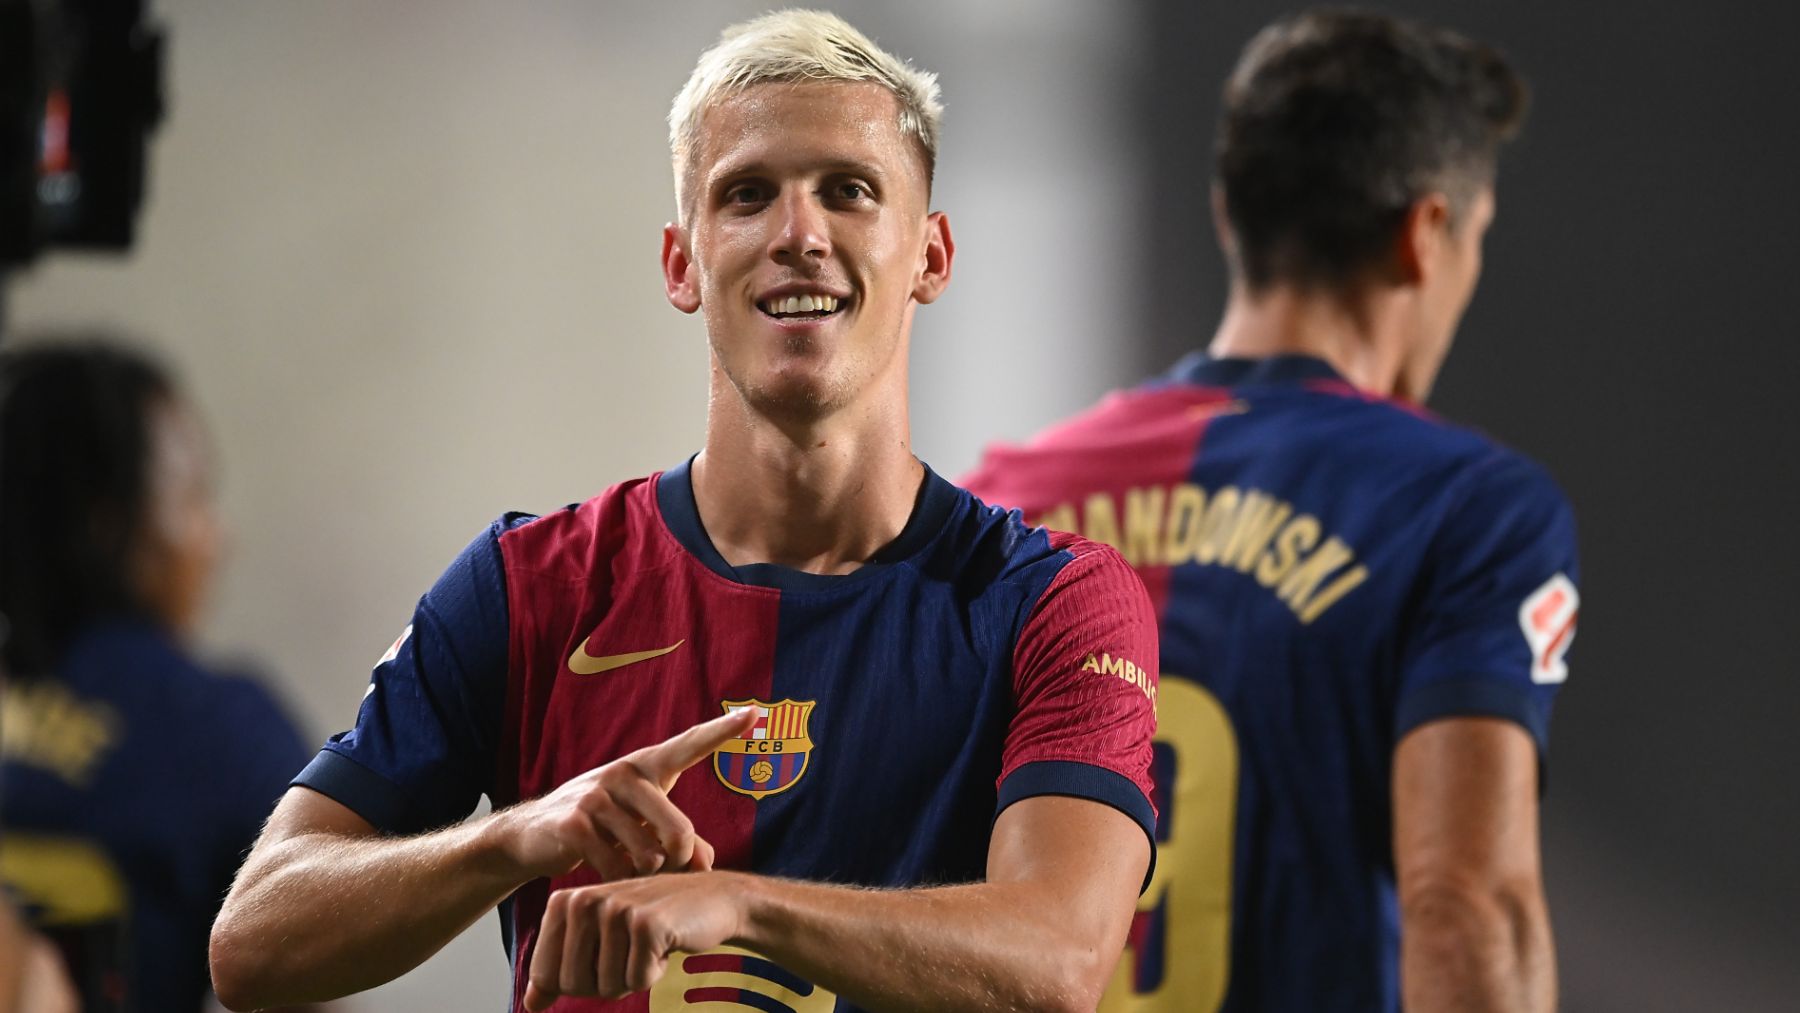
top-left (59, 618), bottom-right (201, 688)
top-left (56, 620), bottom-right (294, 723)
top-left (968, 383), bottom-right (1207, 471)
top-left (1299, 383), bottom-right (1560, 484)
top-left (1451, 440), bottom-right (1576, 522)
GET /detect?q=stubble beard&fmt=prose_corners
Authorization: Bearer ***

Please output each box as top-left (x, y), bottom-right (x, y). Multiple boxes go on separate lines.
top-left (718, 334), bottom-right (855, 428)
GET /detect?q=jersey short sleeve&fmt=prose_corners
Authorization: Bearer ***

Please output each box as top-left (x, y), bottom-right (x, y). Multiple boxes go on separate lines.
top-left (997, 536), bottom-right (1160, 863)
top-left (291, 517), bottom-right (524, 835)
top-left (1395, 454), bottom-right (1580, 756)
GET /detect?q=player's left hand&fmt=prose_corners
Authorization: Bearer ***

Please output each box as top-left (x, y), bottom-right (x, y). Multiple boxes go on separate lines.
top-left (522, 871), bottom-right (751, 1010)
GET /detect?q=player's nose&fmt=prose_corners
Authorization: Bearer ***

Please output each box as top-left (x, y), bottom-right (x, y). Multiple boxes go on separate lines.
top-left (767, 188), bottom-right (830, 263)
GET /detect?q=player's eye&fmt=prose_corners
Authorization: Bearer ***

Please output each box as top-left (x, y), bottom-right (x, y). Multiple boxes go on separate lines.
top-left (830, 181), bottom-right (871, 201)
top-left (726, 183), bottom-right (768, 206)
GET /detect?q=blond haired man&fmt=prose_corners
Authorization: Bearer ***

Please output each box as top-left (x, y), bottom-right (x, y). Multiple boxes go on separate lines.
top-left (210, 12), bottom-right (1160, 1012)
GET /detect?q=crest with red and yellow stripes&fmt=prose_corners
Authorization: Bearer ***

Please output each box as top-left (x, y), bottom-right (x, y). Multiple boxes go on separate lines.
top-left (713, 698), bottom-right (816, 799)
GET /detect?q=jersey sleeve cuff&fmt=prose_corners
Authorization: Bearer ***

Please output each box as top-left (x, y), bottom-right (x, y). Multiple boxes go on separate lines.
top-left (996, 760), bottom-right (1158, 892)
top-left (292, 748), bottom-right (432, 836)
top-left (1395, 678), bottom-right (1551, 758)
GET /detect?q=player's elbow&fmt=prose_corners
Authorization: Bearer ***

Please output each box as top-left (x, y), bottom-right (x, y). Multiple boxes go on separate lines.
top-left (1064, 965), bottom-right (1114, 1013)
top-left (1400, 875), bottom-right (1554, 1011)
top-left (208, 923), bottom-right (261, 1012)
top-left (209, 904), bottom-right (287, 1012)
top-left (1025, 939), bottom-right (1116, 1013)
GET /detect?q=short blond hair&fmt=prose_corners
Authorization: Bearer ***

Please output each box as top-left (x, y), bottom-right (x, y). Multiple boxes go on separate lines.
top-left (669, 9), bottom-right (943, 213)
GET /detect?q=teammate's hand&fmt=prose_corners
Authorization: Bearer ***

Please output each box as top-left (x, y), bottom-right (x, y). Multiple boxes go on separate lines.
top-left (523, 871), bottom-right (749, 1010)
top-left (492, 709), bottom-right (756, 882)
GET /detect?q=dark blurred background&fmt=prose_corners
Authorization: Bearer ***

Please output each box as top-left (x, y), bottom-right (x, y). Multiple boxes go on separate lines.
top-left (7, 1), bottom-right (1795, 1009)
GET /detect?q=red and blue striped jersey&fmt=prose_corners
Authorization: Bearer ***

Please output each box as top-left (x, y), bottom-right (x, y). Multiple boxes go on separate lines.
top-left (293, 459), bottom-right (1159, 1012)
top-left (962, 354), bottom-right (1580, 1013)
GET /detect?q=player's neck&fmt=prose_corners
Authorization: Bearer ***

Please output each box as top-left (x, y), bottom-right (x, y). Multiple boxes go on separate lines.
top-left (1208, 280), bottom-right (1411, 398)
top-left (693, 381), bottom-right (923, 576)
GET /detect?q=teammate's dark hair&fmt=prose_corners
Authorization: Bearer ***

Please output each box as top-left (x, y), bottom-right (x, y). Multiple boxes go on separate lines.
top-left (0, 340), bottom-right (175, 677)
top-left (1216, 8), bottom-right (1528, 292)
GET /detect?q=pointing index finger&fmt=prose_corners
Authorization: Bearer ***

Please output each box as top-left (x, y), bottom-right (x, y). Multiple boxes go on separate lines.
top-left (636, 708), bottom-right (758, 789)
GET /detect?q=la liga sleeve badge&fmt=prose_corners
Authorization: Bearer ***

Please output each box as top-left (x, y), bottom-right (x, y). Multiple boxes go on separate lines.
top-left (1519, 573), bottom-right (1578, 685)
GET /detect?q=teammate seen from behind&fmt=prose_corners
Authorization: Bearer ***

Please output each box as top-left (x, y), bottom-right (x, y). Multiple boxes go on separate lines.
top-left (211, 11), bottom-right (1160, 1013)
top-left (0, 342), bottom-right (312, 1013)
top-left (964, 10), bottom-right (1571, 1012)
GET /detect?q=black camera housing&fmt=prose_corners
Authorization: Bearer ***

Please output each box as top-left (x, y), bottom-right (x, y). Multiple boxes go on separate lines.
top-left (1, 0), bottom-right (163, 269)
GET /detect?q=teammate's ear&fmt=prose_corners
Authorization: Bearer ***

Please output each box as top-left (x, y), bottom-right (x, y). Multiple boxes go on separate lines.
top-left (912, 211), bottom-right (955, 304)
top-left (663, 224), bottom-right (702, 314)
top-left (1211, 184), bottom-right (1238, 263)
top-left (1396, 193), bottom-right (1452, 287)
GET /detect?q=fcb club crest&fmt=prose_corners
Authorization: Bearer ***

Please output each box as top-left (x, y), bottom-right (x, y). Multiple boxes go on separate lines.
top-left (713, 699), bottom-right (816, 800)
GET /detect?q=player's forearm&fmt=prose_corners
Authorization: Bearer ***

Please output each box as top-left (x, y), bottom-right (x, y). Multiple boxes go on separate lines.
top-left (1400, 880), bottom-right (1556, 1013)
top-left (209, 816), bottom-right (525, 1010)
top-left (733, 874), bottom-right (1121, 1013)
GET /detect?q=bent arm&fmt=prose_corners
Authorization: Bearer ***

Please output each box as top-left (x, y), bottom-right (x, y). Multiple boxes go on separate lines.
top-left (208, 786), bottom-right (525, 1010)
top-left (210, 710), bottom-right (752, 1010)
top-left (751, 795), bottom-right (1146, 1012)
top-left (1394, 717), bottom-right (1556, 1013)
top-left (527, 794), bottom-right (1150, 1013)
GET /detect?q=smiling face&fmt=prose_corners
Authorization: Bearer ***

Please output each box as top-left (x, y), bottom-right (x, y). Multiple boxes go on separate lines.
top-left (662, 80), bottom-right (952, 424)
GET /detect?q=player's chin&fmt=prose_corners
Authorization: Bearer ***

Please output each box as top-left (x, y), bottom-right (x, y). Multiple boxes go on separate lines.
top-left (741, 369), bottom-right (849, 421)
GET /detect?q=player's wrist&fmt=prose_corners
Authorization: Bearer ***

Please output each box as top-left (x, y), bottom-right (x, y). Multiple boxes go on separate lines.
top-left (718, 871), bottom-right (777, 951)
top-left (473, 803), bottom-right (556, 884)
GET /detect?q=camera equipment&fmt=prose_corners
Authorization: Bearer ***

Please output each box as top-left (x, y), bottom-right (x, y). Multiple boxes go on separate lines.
top-left (1, 0), bottom-right (163, 281)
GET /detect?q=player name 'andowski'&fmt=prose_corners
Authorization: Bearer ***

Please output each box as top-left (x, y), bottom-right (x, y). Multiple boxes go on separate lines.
top-left (1034, 483), bottom-right (1368, 625)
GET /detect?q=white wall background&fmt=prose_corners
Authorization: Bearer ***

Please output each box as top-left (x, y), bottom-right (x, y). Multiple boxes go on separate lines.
top-left (8, 2), bottom-right (1146, 1008)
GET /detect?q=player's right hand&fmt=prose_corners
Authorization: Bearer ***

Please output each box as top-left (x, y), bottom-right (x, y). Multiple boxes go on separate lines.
top-left (491, 708), bottom-right (757, 883)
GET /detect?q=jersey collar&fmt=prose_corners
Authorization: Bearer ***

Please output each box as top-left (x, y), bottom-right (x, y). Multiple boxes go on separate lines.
top-left (1162, 352), bottom-right (1347, 388)
top-left (654, 455), bottom-right (959, 592)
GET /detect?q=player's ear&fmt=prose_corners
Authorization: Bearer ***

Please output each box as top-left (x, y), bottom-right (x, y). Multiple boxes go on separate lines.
top-left (663, 223), bottom-right (702, 314)
top-left (1210, 184), bottom-right (1238, 262)
top-left (1396, 192), bottom-right (1452, 287)
top-left (912, 211), bottom-right (954, 305)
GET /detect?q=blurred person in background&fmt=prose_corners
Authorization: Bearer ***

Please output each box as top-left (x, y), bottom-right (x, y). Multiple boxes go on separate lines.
top-left (965, 9), bottom-right (1568, 1012)
top-left (0, 902), bottom-right (76, 1013)
top-left (0, 341), bottom-right (311, 1013)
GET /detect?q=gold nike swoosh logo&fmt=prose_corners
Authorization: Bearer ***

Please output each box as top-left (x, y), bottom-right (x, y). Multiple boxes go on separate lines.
top-left (568, 638), bottom-right (686, 675)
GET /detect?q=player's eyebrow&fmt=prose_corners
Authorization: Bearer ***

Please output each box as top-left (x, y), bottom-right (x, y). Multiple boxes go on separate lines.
top-left (707, 156), bottom-right (891, 191)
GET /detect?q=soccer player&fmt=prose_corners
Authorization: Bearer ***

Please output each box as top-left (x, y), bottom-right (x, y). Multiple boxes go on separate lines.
top-left (209, 11), bottom-right (1159, 1013)
top-left (962, 10), bottom-right (1572, 1012)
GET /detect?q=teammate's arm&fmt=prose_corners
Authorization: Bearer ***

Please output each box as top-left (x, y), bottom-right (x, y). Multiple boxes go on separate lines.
top-left (523, 793), bottom-right (1148, 1013)
top-left (207, 710), bottom-right (755, 1011)
top-left (1393, 717), bottom-right (1556, 1013)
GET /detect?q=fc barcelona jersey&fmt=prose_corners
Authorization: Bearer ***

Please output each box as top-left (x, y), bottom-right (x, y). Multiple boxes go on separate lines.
top-left (961, 355), bottom-right (1580, 1013)
top-left (293, 459), bottom-right (1160, 1012)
